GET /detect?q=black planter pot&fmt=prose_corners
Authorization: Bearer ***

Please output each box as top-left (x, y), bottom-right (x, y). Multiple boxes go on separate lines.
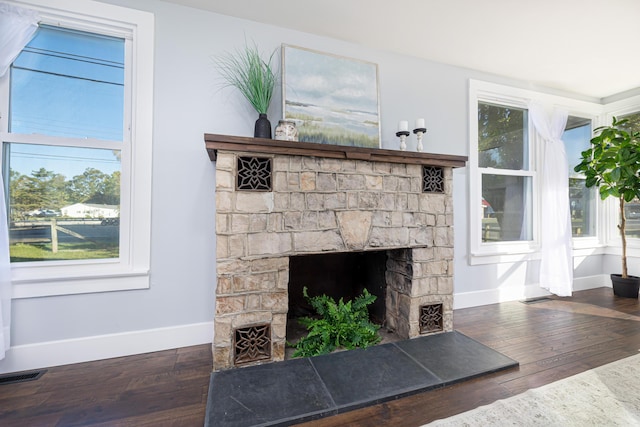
top-left (611, 274), bottom-right (640, 298)
top-left (254, 113), bottom-right (272, 139)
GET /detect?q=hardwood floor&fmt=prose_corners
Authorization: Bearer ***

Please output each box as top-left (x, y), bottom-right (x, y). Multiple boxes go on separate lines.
top-left (1, 287), bottom-right (639, 426)
top-left (0, 344), bottom-right (212, 426)
top-left (301, 287), bottom-right (640, 426)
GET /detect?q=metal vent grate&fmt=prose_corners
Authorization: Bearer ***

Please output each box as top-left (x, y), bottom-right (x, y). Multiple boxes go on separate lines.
top-left (422, 166), bottom-right (444, 193)
top-left (234, 324), bottom-right (271, 365)
top-left (237, 156), bottom-right (272, 191)
top-left (419, 303), bottom-right (443, 334)
top-left (0, 369), bottom-right (46, 385)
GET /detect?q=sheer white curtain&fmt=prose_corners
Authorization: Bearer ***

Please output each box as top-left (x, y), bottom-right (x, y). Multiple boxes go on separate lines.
top-left (529, 102), bottom-right (573, 297)
top-left (0, 2), bottom-right (39, 360)
top-left (0, 2), bottom-right (39, 77)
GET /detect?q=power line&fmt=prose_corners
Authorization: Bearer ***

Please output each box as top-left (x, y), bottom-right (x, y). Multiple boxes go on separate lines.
top-left (21, 46), bottom-right (124, 69)
top-left (11, 152), bottom-right (120, 165)
top-left (12, 65), bottom-right (123, 87)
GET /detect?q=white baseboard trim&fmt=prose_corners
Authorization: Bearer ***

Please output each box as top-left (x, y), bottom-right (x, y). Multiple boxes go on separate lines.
top-left (573, 274), bottom-right (610, 291)
top-left (0, 321), bottom-right (214, 374)
top-left (453, 274), bottom-right (609, 310)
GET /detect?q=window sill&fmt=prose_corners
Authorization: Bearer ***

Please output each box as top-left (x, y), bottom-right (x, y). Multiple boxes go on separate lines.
top-left (469, 250), bottom-right (540, 265)
top-left (603, 245), bottom-right (640, 259)
top-left (469, 241), bottom-right (606, 265)
top-left (11, 269), bottom-right (150, 299)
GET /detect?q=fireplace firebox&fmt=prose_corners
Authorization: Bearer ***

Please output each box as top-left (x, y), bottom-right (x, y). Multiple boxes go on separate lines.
top-left (288, 251), bottom-right (388, 323)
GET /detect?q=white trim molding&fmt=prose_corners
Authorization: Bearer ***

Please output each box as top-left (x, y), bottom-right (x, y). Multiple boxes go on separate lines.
top-left (453, 274), bottom-right (609, 310)
top-left (0, 322), bottom-right (213, 374)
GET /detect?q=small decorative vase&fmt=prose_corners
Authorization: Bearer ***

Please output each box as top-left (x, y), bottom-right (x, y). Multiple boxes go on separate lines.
top-left (254, 113), bottom-right (272, 139)
top-left (274, 120), bottom-right (298, 141)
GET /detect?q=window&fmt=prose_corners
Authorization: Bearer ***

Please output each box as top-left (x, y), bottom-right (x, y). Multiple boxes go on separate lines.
top-left (0, 0), bottom-right (153, 297)
top-left (469, 80), bottom-right (602, 263)
top-left (478, 102), bottom-right (533, 243)
top-left (563, 116), bottom-right (596, 237)
top-left (7, 25), bottom-right (123, 262)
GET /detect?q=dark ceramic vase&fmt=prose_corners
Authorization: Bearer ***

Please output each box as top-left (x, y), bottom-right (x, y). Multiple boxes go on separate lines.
top-left (254, 113), bottom-right (272, 139)
top-left (611, 274), bottom-right (640, 298)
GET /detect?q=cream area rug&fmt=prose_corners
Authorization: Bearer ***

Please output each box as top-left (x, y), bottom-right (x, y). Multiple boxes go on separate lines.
top-left (426, 353), bottom-right (640, 426)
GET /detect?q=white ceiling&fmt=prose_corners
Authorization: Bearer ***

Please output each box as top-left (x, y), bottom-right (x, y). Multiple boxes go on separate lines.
top-left (167, 0), bottom-right (640, 100)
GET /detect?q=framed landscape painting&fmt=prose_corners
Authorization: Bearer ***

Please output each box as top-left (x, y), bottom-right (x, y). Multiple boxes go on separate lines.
top-left (282, 45), bottom-right (381, 148)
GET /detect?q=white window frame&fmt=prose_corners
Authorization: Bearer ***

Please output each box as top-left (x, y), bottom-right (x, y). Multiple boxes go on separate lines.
top-left (0, 0), bottom-right (153, 298)
top-left (469, 80), bottom-right (604, 265)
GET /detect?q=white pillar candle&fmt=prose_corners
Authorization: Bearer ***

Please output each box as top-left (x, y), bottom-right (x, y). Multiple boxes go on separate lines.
top-left (398, 120), bottom-right (409, 132)
top-left (415, 118), bottom-right (425, 129)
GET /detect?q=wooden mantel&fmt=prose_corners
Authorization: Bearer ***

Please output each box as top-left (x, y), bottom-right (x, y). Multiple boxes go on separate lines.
top-left (204, 134), bottom-right (467, 168)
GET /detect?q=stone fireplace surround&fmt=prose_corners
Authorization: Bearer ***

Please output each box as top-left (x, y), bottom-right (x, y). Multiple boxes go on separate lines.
top-left (206, 134), bottom-right (467, 371)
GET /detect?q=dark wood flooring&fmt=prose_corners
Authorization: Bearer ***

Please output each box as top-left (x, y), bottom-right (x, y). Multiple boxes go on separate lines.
top-left (1, 287), bottom-right (639, 426)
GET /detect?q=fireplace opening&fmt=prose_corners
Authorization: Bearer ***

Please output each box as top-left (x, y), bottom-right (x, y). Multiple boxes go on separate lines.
top-left (286, 250), bottom-right (405, 358)
top-left (288, 250), bottom-right (388, 322)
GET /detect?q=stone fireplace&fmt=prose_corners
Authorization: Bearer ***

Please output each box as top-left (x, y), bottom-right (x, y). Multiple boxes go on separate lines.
top-left (205, 134), bottom-right (467, 370)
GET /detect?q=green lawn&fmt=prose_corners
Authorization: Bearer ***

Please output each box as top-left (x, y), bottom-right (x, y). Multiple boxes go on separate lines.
top-left (10, 242), bottom-right (118, 262)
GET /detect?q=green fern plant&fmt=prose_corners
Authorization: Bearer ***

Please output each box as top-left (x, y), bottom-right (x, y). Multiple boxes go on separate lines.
top-left (291, 287), bottom-right (381, 358)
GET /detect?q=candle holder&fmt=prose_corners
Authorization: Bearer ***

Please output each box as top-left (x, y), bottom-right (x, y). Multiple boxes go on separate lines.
top-left (413, 127), bottom-right (427, 152)
top-left (396, 130), bottom-right (410, 151)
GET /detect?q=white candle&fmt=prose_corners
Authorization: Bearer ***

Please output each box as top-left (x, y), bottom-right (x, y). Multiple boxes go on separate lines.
top-left (415, 118), bottom-right (425, 129)
top-left (398, 120), bottom-right (409, 132)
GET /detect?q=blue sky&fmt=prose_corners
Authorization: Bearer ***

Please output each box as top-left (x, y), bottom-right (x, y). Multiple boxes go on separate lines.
top-left (564, 122), bottom-right (591, 178)
top-left (8, 25), bottom-right (124, 178)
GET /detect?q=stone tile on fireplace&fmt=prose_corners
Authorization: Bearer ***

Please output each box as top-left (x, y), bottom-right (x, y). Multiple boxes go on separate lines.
top-left (310, 343), bottom-right (440, 407)
top-left (204, 331), bottom-right (518, 427)
top-left (395, 330), bottom-right (518, 383)
top-left (206, 357), bottom-right (335, 427)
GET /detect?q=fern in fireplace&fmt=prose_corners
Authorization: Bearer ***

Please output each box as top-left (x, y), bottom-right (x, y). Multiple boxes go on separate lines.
top-left (291, 287), bottom-right (381, 358)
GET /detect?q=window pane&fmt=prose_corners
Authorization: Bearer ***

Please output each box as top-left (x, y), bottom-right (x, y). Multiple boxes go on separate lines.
top-left (569, 178), bottom-right (596, 237)
top-left (625, 198), bottom-right (640, 238)
top-left (620, 111), bottom-right (640, 134)
top-left (6, 143), bottom-right (121, 262)
top-left (563, 117), bottom-right (595, 237)
top-left (481, 174), bottom-right (532, 242)
top-left (478, 102), bottom-right (528, 170)
top-left (617, 113), bottom-right (640, 239)
top-left (9, 26), bottom-right (124, 141)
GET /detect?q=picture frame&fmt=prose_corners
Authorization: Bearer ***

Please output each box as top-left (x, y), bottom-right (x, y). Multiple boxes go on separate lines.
top-left (281, 44), bottom-right (381, 148)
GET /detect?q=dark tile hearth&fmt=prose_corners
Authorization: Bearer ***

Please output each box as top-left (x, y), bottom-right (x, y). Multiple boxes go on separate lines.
top-left (205, 331), bottom-right (518, 427)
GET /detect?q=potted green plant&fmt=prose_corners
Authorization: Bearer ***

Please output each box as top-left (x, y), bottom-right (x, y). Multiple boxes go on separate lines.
top-left (575, 116), bottom-right (640, 297)
top-left (214, 41), bottom-right (276, 139)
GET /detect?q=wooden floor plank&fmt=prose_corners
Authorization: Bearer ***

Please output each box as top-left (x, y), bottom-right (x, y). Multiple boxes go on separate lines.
top-left (0, 287), bottom-right (638, 426)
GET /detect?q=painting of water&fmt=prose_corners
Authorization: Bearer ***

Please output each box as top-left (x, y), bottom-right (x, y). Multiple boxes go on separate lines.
top-left (282, 45), bottom-right (380, 148)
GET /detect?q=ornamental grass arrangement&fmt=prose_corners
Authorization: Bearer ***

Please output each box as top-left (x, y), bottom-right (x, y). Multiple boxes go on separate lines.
top-left (214, 41), bottom-right (276, 138)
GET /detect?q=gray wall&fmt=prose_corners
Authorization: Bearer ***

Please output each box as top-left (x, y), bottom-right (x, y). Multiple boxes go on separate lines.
top-left (5, 0), bottom-right (615, 362)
